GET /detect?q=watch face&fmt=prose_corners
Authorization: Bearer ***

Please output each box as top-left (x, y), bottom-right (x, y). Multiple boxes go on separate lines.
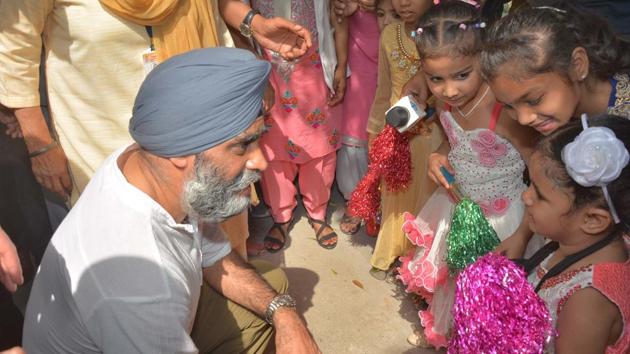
top-left (240, 23), bottom-right (252, 38)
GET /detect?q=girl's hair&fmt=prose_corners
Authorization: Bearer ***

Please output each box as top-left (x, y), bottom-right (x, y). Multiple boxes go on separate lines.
top-left (480, 0), bottom-right (630, 81)
top-left (537, 115), bottom-right (630, 236)
top-left (414, 0), bottom-right (485, 59)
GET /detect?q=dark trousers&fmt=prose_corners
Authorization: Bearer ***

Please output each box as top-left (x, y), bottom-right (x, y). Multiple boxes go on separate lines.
top-left (0, 125), bottom-right (53, 349)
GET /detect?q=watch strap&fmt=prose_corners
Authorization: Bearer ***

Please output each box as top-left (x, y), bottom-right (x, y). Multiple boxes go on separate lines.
top-left (264, 294), bottom-right (296, 325)
top-left (243, 9), bottom-right (259, 27)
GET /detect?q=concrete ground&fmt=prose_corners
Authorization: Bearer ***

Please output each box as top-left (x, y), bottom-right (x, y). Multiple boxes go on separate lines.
top-left (249, 188), bottom-right (439, 354)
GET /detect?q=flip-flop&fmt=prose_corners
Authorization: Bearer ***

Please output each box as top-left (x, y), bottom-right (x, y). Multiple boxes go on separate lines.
top-left (307, 217), bottom-right (338, 250)
top-left (263, 220), bottom-right (291, 253)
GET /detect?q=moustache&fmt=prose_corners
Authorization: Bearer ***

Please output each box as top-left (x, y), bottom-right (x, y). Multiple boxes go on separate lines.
top-left (226, 169), bottom-right (261, 193)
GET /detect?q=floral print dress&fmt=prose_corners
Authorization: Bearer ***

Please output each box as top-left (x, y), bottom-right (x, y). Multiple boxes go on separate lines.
top-left (252, 0), bottom-right (340, 164)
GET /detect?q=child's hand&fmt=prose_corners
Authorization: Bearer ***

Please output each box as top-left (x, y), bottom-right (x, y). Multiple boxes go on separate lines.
top-left (357, 0), bottom-right (376, 11)
top-left (428, 152), bottom-right (454, 189)
top-left (333, 0), bottom-right (359, 19)
top-left (328, 66), bottom-right (347, 106)
top-left (495, 233), bottom-right (528, 259)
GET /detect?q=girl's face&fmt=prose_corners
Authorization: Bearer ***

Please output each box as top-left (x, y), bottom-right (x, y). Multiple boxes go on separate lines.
top-left (376, 0), bottom-right (399, 32)
top-left (422, 55), bottom-right (484, 109)
top-left (489, 70), bottom-right (580, 135)
top-left (391, 0), bottom-right (433, 24)
top-left (521, 152), bottom-right (580, 240)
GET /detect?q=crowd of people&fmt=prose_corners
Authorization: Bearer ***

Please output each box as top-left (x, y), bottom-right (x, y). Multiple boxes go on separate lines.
top-left (0, 0), bottom-right (629, 353)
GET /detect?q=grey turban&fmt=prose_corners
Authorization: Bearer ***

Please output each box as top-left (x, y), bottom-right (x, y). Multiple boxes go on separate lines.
top-left (129, 47), bottom-right (271, 157)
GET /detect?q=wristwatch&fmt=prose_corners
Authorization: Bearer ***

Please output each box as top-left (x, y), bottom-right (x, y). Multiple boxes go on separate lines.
top-left (239, 9), bottom-right (259, 39)
top-left (264, 294), bottom-right (297, 325)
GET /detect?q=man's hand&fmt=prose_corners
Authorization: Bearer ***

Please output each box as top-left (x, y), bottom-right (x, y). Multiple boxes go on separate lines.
top-left (0, 106), bottom-right (22, 138)
top-left (274, 309), bottom-right (321, 354)
top-left (252, 16), bottom-right (312, 60)
top-left (14, 107), bottom-right (72, 200)
top-left (327, 66), bottom-right (346, 106)
top-left (401, 71), bottom-right (429, 105)
top-left (30, 145), bottom-right (73, 200)
top-left (0, 227), bottom-right (23, 293)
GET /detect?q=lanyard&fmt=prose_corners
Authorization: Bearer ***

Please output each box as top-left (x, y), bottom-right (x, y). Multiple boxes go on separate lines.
top-left (145, 26), bottom-right (155, 51)
top-left (516, 232), bottom-right (618, 292)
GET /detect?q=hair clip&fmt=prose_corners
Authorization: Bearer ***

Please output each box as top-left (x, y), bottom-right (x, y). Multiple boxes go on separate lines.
top-left (472, 21), bottom-right (486, 29)
top-left (562, 114), bottom-right (630, 224)
top-left (459, 23), bottom-right (467, 30)
top-left (459, 0), bottom-right (480, 8)
top-left (412, 27), bottom-right (424, 38)
top-left (533, 6), bottom-right (567, 14)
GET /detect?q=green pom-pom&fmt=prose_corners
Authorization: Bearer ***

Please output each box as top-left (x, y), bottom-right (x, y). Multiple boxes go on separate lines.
top-left (446, 198), bottom-right (500, 272)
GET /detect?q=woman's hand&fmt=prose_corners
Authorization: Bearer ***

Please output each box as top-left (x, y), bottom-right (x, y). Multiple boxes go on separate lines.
top-left (252, 16), bottom-right (312, 60)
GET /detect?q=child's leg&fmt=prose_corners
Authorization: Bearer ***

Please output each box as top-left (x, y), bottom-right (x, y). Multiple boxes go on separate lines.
top-left (335, 142), bottom-right (368, 201)
top-left (370, 131), bottom-right (442, 271)
top-left (297, 152), bottom-right (337, 220)
top-left (260, 160), bottom-right (299, 223)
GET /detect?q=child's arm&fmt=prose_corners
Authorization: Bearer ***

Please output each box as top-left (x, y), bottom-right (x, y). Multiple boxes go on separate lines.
top-left (555, 287), bottom-right (622, 354)
top-left (496, 215), bottom-right (533, 259)
top-left (366, 32), bottom-right (392, 141)
top-left (328, 1), bottom-right (348, 107)
top-left (494, 111), bottom-right (539, 258)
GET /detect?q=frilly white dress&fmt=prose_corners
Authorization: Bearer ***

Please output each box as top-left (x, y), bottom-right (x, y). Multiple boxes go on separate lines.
top-left (397, 103), bottom-right (546, 348)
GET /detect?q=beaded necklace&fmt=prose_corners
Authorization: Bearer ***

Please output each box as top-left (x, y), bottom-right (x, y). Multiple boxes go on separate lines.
top-left (391, 23), bottom-right (420, 77)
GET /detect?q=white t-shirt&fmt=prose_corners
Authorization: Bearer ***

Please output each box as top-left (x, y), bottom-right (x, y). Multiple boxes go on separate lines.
top-left (23, 146), bottom-right (232, 353)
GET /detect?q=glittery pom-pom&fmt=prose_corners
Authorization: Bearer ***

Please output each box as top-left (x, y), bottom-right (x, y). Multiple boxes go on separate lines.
top-left (449, 254), bottom-right (555, 353)
top-left (348, 125), bottom-right (412, 221)
top-left (445, 199), bottom-right (500, 272)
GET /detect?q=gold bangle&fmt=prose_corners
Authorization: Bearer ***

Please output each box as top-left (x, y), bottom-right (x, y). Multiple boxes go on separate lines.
top-left (28, 141), bottom-right (58, 158)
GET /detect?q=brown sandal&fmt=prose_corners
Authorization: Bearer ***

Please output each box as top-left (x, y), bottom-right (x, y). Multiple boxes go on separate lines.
top-left (307, 217), bottom-right (338, 250)
top-left (264, 219), bottom-right (292, 253)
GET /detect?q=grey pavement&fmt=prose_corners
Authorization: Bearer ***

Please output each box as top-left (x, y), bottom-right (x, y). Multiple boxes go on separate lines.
top-left (249, 188), bottom-right (439, 354)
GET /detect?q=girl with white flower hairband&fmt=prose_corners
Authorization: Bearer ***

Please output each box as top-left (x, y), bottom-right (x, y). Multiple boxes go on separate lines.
top-left (519, 114), bottom-right (630, 354)
top-left (396, 0), bottom-right (545, 348)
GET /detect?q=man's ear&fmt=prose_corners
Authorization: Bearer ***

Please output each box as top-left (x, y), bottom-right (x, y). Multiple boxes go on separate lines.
top-left (168, 155), bottom-right (195, 170)
top-left (580, 206), bottom-right (613, 236)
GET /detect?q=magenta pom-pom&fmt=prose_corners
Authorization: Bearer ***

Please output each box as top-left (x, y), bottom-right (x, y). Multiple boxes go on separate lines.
top-left (449, 254), bottom-right (555, 353)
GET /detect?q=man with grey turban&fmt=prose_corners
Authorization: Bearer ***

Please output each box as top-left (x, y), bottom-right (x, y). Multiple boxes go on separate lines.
top-left (22, 48), bottom-right (320, 354)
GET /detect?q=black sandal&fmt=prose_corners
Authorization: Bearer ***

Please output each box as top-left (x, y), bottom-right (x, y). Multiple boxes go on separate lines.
top-left (307, 217), bottom-right (338, 250)
top-left (264, 220), bottom-right (291, 253)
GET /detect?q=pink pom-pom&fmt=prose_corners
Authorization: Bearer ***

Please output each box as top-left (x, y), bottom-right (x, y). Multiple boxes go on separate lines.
top-left (449, 254), bottom-right (555, 353)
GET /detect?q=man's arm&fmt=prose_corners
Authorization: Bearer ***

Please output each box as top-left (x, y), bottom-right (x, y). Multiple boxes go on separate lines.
top-left (203, 251), bottom-right (320, 354)
top-left (218, 0), bottom-right (312, 60)
top-left (0, 0), bottom-right (72, 199)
